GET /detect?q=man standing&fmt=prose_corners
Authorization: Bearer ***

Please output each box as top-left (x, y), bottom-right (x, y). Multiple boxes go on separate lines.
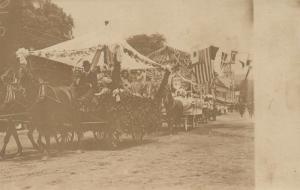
top-left (77, 61), bottom-right (97, 102)
top-left (79, 61), bottom-right (97, 89)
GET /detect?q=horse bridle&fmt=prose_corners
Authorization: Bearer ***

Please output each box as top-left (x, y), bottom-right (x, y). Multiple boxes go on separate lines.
top-left (3, 83), bottom-right (27, 109)
top-left (38, 82), bottom-right (62, 104)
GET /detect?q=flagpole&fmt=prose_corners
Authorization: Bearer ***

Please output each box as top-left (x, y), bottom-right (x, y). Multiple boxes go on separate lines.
top-left (239, 62), bottom-right (252, 99)
top-left (229, 52), bottom-right (235, 104)
top-left (244, 65), bottom-right (252, 81)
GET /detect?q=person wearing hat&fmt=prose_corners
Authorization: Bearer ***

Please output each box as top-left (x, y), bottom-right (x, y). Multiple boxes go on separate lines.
top-left (78, 60), bottom-right (97, 88)
top-left (77, 60), bottom-right (97, 102)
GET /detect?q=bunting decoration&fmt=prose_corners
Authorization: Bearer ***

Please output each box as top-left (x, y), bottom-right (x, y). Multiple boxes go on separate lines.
top-left (230, 50), bottom-right (238, 64)
top-left (239, 59), bottom-right (252, 68)
top-left (210, 46), bottom-right (219, 61)
top-left (90, 48), bottom-right (102, 71)
top-left (192, 46), bottom-right (219, 84)
top-left (191, 50), bottom-right (198, 63)
top-left (103, 45), bottom-right (115, 69)
top-left (220, 52), bottom-right (228, 70)
top-left (239, 60), bottom-right (245, 68)
top-left (246, 59), bottom-right (252, 66)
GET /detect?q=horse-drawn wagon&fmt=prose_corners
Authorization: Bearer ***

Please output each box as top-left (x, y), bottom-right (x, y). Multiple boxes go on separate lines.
top-left (1, 29), bottom-right (176, 158)
top-left (173, 96), bottom-right (203, 131)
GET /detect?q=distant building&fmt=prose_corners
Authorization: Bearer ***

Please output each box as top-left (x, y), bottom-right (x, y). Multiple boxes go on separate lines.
top-left (215, 76), bottom-right (236, 105)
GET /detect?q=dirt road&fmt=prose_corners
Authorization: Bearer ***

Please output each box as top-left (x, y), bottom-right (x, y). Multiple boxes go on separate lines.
top-left (0, 112), bottom-right (254, 190)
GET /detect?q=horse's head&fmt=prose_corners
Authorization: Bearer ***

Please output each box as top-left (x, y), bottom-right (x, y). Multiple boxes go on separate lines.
top-left (0, 79), bottom-right (32, 115)
top-left (37, 80), bottom-right (47, 101)
top-left (0, 67), bottom-right (29, 105)
top-left (3, 83), bottom-right (16, 103)
top-left (13, 65), bottom-right (40, 104)
top-left (36, 81), bottom-right (61, 105)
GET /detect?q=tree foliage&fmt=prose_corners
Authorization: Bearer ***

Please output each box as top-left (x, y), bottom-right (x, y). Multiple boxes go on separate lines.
top-left (21, 0), bottom-right (74, 49)
top-left (127, 33), bottom-right (166, 56)
top-left (1, 0), bottom-right (74, 72)
top-left (96, 91), bottom-right (161, 136)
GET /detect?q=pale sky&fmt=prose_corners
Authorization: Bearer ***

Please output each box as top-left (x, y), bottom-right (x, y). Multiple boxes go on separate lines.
top-left (52, 0), bottom-right (253, 74)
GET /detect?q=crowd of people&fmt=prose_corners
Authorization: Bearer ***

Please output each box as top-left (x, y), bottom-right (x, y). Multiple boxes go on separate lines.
top-left (72, 60), bottom-right (161, 111)
top-left (72, 60), bottom-right (236, 120)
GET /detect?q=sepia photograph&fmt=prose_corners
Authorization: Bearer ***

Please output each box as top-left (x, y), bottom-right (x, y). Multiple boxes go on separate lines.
top-left (1, 0), bottom-right (299, 190)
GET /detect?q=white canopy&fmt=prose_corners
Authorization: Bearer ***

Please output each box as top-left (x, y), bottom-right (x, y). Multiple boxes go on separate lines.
top-left (28, 27), bottom-right (157, 70)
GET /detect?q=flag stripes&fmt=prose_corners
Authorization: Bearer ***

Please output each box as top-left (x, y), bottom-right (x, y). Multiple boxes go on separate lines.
top-left (192, 47), bottom-right (215, 84)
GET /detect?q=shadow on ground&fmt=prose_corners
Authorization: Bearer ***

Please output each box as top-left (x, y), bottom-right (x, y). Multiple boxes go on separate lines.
top-left (0, 135), bottom-right (157, 162)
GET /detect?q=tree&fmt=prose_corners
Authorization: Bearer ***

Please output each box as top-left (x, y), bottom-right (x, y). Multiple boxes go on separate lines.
top-left (0, 0), bottom-right (74, 72)
top-left (127, 33), bottom-right (166, 56)
top-left (21, 0), bottom-right (74, 49)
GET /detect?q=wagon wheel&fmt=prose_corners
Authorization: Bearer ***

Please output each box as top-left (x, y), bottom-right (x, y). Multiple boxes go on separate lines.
top-left (132, 128), bottom-right (144, 144)
top-left (104, 130), bottom-right (120, 149)
top-left (112, 131), bottom-right (121, 147)
top-left (93, 129), bottom-right (105, 142)
top-left (56, 131), bottom-right (75, 145)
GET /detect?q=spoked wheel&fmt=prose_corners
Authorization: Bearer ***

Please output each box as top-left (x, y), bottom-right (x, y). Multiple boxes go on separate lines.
top-left (104, 130), bottom-right (121, 149)
top-left (56, 131), bottom-right (75, 145)
top-left (93, 129), bottom-right (105, 142)
top-left (132, 128), bottom-right (144, 144)
top-left (112, 131), bottom-right (121, 147)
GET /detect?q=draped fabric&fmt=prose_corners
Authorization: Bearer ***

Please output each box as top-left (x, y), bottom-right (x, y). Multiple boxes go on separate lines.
top-left (103, 45), bottom-right (114, 67)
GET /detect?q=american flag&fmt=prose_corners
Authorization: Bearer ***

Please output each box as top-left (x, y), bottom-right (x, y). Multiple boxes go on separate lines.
top-left (192, 46), bottom-right (219, 84)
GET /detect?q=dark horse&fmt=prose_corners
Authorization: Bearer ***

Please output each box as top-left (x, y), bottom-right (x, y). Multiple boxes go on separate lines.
top-left (153, 69), bottom-right (183, 134)
top-left (161, 85), bottom-right (183, 134)
top-left (90, 66), bottom-right (183, 146)
top-left (0, 67), bottom-right (39, 158)
top-left (29, 80), bottom-right (83, 157)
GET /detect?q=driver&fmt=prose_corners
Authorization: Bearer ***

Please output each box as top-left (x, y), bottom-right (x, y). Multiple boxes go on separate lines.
top-left (79, 61), bottom-right (97, 89)
top-left (77, 60), bottom-right (97, 102)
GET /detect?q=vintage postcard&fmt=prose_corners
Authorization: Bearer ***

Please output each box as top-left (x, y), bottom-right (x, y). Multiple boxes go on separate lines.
top-left (0, 0), bottom-right (299, 190)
